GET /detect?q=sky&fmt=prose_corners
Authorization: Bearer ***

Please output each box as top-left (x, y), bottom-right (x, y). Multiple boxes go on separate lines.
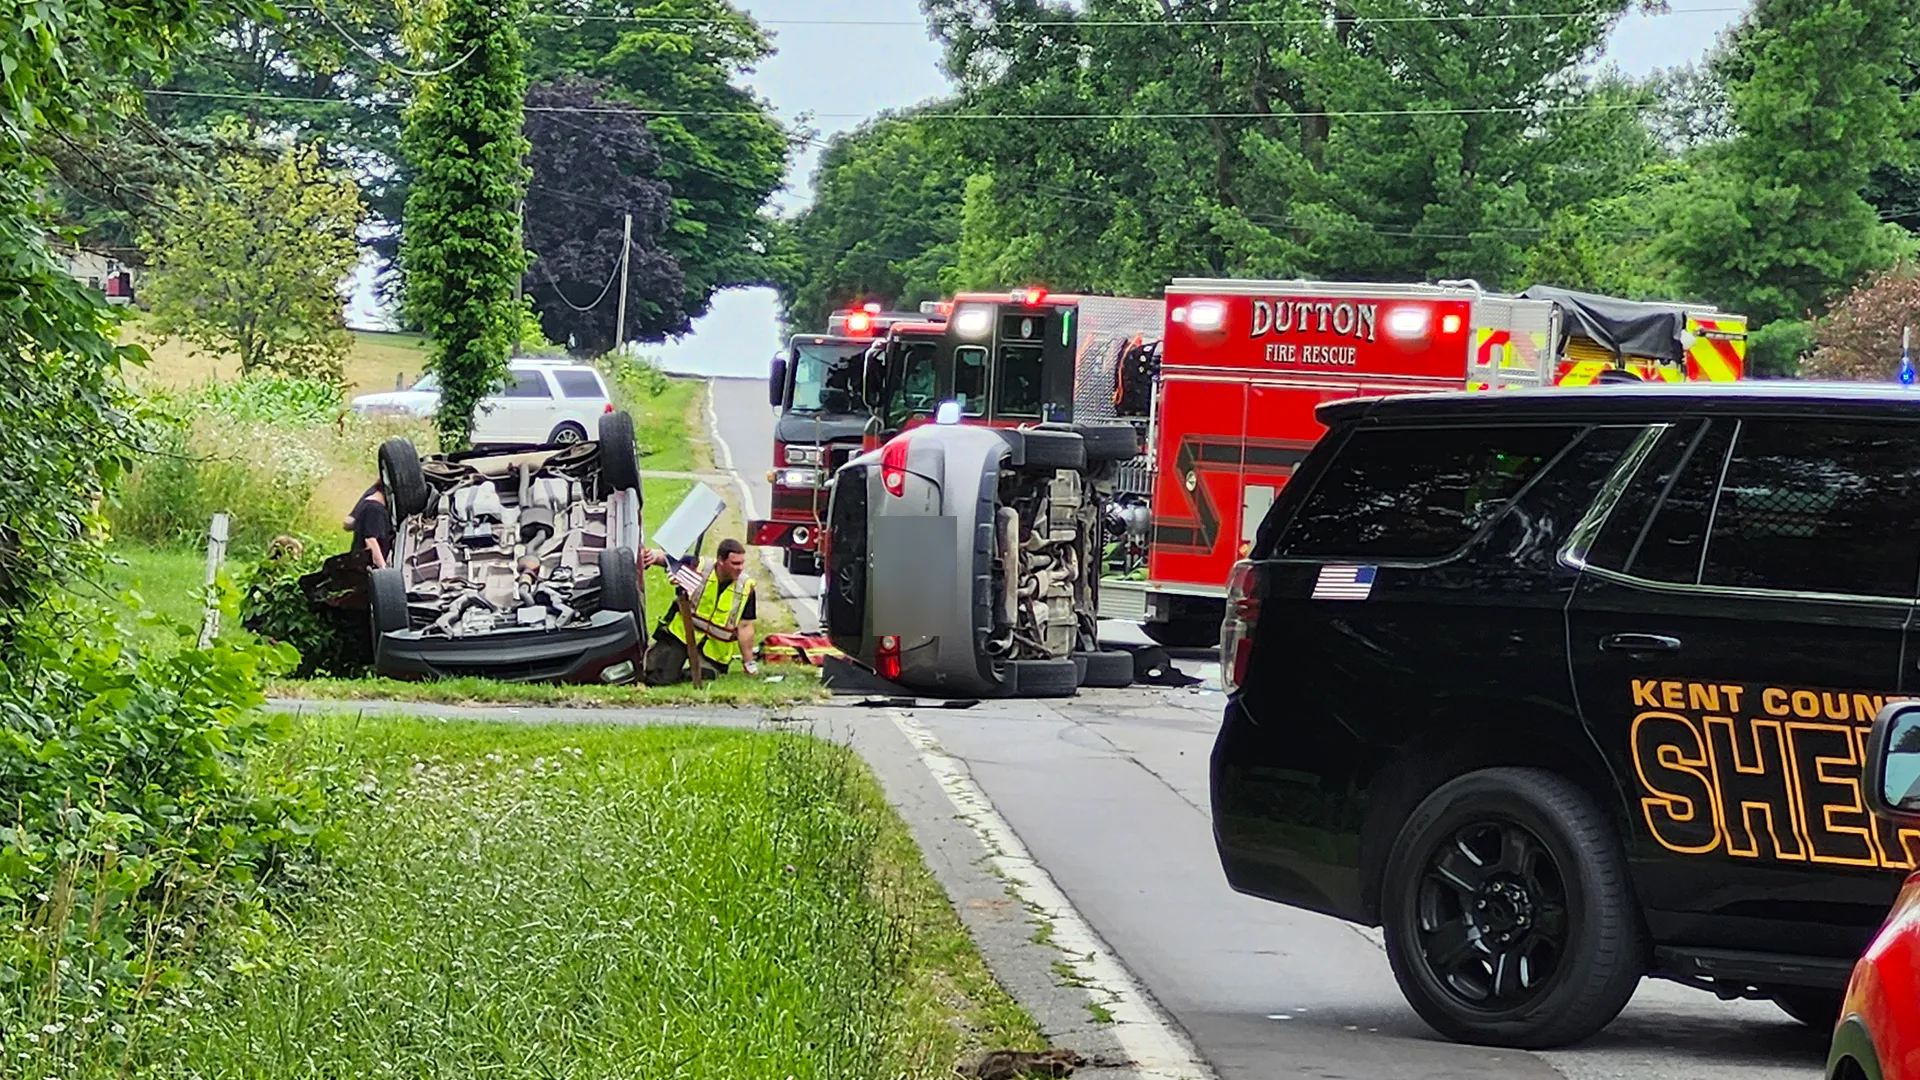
top-left (349, 1), bottom-right (1754, 380)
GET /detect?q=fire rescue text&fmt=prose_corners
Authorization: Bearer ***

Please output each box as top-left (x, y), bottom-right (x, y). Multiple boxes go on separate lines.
top-left (1631, 679), bottom-right (1920, 870)
top-left (1249, 299), bottom-right (1379, 343)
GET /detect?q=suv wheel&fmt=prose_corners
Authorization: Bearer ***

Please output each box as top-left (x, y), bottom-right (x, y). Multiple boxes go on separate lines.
top-left (370, 566), bottom-right (409, 634)
top-left (1016, 428), bottom-right (1086, 472)
top-left (549, 421), bottom-right (588, 445)
top-left (378, 438), bottom-right (430, 520)
top-left (1381, 767), bottom-right (1644, 1049)
top-left (598, 411), bottom-right (642, 495)
top-left (1770, 986), bottom-right (1845, 1027)
top-left (597, 547), bottom-right (642, 620)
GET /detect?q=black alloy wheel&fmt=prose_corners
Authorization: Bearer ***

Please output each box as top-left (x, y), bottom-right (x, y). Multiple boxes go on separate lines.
top-left (1414, 819), bottom-right (1570, 1011)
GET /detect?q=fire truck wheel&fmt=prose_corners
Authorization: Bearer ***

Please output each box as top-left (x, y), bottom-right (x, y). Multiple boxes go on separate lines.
top-left (1075, 649), bottom-right (1134, 688)
top-left (1014, 428), bottom-right (1087, 472)
top-left (597, 411), bottom-right (642, 496)
top-left (1072, 423), bottom-right (1141, 464)
top-left (1380, 767), bottom-right (1645, 1049)
top-left (370, 566), bottom-right (409, 634)
top-left (1007, 658), bottom-right (1080, 698)
top-left (378, 438), bottom-right (429, 520)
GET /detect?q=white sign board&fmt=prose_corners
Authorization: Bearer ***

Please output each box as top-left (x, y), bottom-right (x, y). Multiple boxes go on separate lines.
top-left (648, 483), bottom-right (727, 559)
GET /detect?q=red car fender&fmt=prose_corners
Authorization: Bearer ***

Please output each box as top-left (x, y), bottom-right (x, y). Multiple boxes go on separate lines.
top-left (1837, 872), bottom-right (1920, 1080)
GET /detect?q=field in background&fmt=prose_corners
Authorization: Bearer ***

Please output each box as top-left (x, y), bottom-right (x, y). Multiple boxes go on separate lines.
top-left (122, 320), bottom-right (433, 397)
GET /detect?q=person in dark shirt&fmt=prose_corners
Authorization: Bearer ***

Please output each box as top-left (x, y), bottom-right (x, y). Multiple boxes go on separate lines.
top-left (344, 482), bottom-right (394, 567)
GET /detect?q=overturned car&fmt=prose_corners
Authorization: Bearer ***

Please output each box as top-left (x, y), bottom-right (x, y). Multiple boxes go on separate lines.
top-left (362, 410), bottom-right (647, 683)
top-left (821, 416), bottom-right (1139, 698)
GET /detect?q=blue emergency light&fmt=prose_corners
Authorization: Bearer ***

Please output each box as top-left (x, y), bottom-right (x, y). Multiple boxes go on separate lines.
top-left (1903, 328), bottom-right (1915, 386)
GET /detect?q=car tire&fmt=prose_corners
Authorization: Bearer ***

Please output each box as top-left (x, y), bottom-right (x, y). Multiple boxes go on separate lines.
top-left (1007, 658), bottom-right (1079, 698)
top-left (549, 421), bottom-right (589, 446)
top-left (369, 566), bottom-right (409, 634)
top-left (1073, 423), bottom-right (1141, 464)
top-left (1016, 428), bottom-right (1086, 472)
top-left (598, 410), bottom-right (642, 496)
top-left (1143, 617), bottom-right (1219, 649)
top-left (1076, 649), bottom-right (1134, 688)
top-left (1381, 767), bottom-right (1645, 1050)
top-left (378, 438), bottom-right (429, 520)
top-left (1771, 987), bottom-right (1846, 1028)
top-left (598, 547), bottom-right (643, 620)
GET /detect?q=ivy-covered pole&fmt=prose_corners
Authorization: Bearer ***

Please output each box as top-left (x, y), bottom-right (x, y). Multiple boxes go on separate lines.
top-left (399, 0), bottom-right (530, 451)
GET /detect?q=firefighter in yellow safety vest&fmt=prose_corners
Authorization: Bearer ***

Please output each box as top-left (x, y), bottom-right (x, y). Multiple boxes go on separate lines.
top-left (639, 538), bottom-right (759, 685)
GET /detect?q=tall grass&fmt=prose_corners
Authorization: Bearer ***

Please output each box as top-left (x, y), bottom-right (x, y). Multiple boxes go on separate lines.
top-left (31, 721), bottom-right (946, 1080)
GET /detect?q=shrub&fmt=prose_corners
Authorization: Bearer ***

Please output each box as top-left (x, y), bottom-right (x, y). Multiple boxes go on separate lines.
top-left (239, 539), bottom-right (373, 678)
top-left (108, 413), bottom-right (330, 551)
top-left (600, 352), bottom-right (673, 406)
top-left (1805, 264), bottom-right (1920, 381)
top-left (1746, 318), bottom-right (1818, 378)
top-left (162, 375), bottom-right (346, 427)
top-left (0, 596), bottom-right (328, 1044)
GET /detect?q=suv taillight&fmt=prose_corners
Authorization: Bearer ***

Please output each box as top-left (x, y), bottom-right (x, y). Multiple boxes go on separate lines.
top-left (877, 635), bottom-right (901, 680)
top-left (880, 436), bottom-right (910, 497)
top-left (1221, 560), bottom-right (1261, 695)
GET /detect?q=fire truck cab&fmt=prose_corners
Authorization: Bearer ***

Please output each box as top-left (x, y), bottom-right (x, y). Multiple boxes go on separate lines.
top-left (1101, 279), bottom-right (1747, 646)
top-left (753, 304), bottom-right (930, 575)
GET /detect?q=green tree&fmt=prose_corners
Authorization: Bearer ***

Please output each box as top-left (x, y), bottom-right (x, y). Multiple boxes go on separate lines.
top-left (1, 0), bottom-right (263, 619)
top-left (1804, 263), bottom-right (1920, 380)
top-left (778, 114), bottom-right (969, 329)
top-left (1660, 0), bottom-right (1917, 324)
top-left (526, 0), bottom-right (787, 321)
top-left (142, 137), bottom-right (365, 379)
top-left (400, 0), bottom-right (530, 451)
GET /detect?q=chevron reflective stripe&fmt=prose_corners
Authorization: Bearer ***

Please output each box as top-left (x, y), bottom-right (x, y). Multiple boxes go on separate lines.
top-left (1557, 360), bottom-right (1610, 386)
top-left (1475, 328), bottom-right (1512, 366)
top-left (1687, 318), bottom-right (1745, 381)
top-left (1629, 360), bottom-right (1684, 383)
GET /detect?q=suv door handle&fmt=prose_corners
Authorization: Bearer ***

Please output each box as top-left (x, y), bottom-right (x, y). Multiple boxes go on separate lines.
top-left (1600, 633), bottom-right (1682, 653)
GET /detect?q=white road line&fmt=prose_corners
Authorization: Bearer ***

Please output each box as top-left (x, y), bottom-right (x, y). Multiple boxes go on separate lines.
top-left (704, 378), bottom-right (822, 631)
top-left (889, 709), bottom-right (1216, 1080)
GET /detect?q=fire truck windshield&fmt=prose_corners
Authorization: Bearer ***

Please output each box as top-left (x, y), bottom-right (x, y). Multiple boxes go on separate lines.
top-left (788, 341), bottom-right (868, 415)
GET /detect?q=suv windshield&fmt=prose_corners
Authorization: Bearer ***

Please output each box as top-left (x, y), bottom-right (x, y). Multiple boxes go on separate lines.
top-left (410, 373), bottom-right (439, 392)
top-left (790, 342), bottom-right (868, 414)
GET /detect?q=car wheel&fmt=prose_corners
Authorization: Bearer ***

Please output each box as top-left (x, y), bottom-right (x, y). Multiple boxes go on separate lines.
top-left (1076, 649), bottom-right (1134, 688)
top-left (598, 410), bottom-right (642, 496)
top-left (549, 421), bottom-right (589, 446)
top-left (1381, 767), bottom-right (1644, 1049)
top-left (598, 547), bottom-right (642, 620)
top-left (378, 438), bottom-right (430, 520)
top-left (369, 566), bottom-right (409, 634)
top-left (1073, 423), bottom-right (1141, 464)
top-left (1015, 428), bottom-right (1086, 472)
top-left (1143, 617), bottom-right (1219, 649)
top-left (1771, 986), bottom-right (1846, 1028)
top-left (1007, 658), bottom-right (1079, 698)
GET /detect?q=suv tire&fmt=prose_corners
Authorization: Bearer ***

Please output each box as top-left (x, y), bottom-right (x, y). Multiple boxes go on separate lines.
top-left (1381, 767), bottom-right (1644, 1049)
top-left (1073, 423), bottom-right (1141, 464)
top-left (598, 547), bottom-right (643, 620)
top-left (1007, 658), bottom-right (1079, 698)
top-left (1076, 649), bottom-right (1134, 688)
top-left (370, 566), bottom-right (409, 634)
top-left (1015, 428), bottom-right (1086, 472)
top-left (598, 411), bottom-right (642, 495)
top-left (379, 438), bottom-right (430, 520)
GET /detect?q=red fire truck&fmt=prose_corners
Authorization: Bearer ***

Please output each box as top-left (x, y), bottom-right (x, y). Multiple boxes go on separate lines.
top-left (1103, 279), bottom-right (1747, 644)
top-left (753, 304), bottom-right (935, 575)
top-left (846, 279), bottom-right (1746, 647)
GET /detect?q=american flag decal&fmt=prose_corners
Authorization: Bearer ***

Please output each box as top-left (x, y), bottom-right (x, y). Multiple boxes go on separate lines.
top-left (1312, 564), bottom-right (1377, 601)
top-left (669, 557), bottom-right (706, 596)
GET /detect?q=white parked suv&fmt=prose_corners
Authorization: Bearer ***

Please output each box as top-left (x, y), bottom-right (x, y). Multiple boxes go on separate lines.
top-left (350, 359), bottom-right (616, 448)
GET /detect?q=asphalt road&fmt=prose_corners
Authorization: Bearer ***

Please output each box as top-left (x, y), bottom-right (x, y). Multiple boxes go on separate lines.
top-left (706, 377), bottom-right (1835, 1080)
top-left (707, 377), bottom-right (824, 630)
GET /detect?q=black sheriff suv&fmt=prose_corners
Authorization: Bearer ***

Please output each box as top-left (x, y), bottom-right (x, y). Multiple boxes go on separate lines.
top-left (1212, 382), bottom-right (1920, 1049)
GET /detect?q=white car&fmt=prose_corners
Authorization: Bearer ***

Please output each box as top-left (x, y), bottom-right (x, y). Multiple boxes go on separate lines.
top-left (350, 359), bottom-right (615, 447)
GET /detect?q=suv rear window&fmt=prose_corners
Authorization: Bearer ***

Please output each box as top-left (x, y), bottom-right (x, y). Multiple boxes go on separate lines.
top-left (553, 369), bottom-right (604, 398)
top-left (1702, 420), bottom-right (1920, 597)
top-left (1279, 425), bottom-right (1579, 560)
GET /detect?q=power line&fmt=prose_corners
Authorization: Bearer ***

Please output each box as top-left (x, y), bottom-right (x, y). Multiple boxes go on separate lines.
top-left (532, 238), bottom-right (627, 312)
top-left (508, 5), bottom-right (1744, 28)
top-left (141, 87), bottom-right (1664, 122)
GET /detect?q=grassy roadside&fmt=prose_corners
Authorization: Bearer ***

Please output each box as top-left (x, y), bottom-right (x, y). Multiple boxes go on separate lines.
top-left (273, 667), bottom-right (826, 706)
top-left (28, 718), bottom-right (1039, 1078)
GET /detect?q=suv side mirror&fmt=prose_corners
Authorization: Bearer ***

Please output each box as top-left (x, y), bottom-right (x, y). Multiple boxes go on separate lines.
top-left (769, 354), bottom-right (788, 408)
top-left (1868, 702), bottom-right (1920, 818)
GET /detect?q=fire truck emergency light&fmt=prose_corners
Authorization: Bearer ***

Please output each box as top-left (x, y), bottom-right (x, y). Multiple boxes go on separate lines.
top-left (1387, 308), bottom-right (1431, 338)
top-left (1441, 314), bottom-right (1463, 334)
top-left (1014, 287), bottom-right (1049, 306)
top-left (845, 311), bottom-right (874, 334)
top-left (953, 305), bottom-right (992, 339)
top-left (1185, 300), bottom-right (1228, 333)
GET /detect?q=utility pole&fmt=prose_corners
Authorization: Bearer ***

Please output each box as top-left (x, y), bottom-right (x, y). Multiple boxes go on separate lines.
top-left (512, 198), bottom-right (525, 353)
top-left (613, 212), bottom-right (632, 358)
